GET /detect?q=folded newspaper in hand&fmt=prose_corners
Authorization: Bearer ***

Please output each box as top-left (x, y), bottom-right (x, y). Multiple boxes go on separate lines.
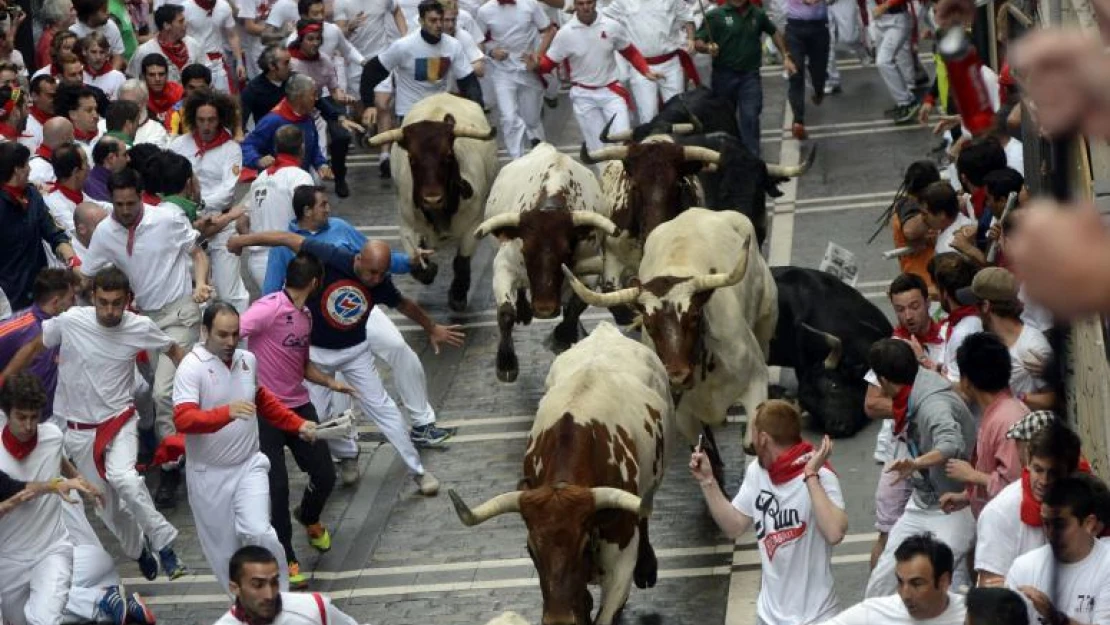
top-left (313, 409), bottom-right (357, 441)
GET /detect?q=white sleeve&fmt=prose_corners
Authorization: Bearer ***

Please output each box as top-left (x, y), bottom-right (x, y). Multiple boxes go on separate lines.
top-left (545, 29), bottom-right (568, 62)
top-left (378, 39), bottom-right (404, 71)
top-left (974, 500), bottom-right (1016, 576)
top-left (40, 316), bottom-right (64, 349)
top-left (730, 460), bottom-right (758, 516)
top-left (817, 467), bottom-right (845, 508)
top-left (531, 0), bottom-right (552, 29)
top-left (105, 22), bottom-right (126, 56)
top-left (608, 19), bottom-right (633, 50)
top-left (325, 598), bottom-right (360, 625)
top-left (220, 3), bottom-right (236, 30)
top-left (171, 354), bottom-right (203, 405)
top-left (134, 316), bottom-right (176, 353)
top-left (1004, 558), bottom-right (1042, 625)
top-left (333, 27), bottom-right (366, 64)
top-left (450, 39), bottom-right (474, 78)
top-left (863, 369), bottom-right (879, 386)
top-left (80, 230), bottom-right (115, 276)
top-left (203, 148), bottom-right (243, 214)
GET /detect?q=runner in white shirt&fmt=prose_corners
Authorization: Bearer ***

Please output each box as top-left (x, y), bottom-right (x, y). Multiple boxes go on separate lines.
top-left (927, 253), bottom-right (982, 383)
top-left (243, 125), bottom-right (315, 288)
top-left (975, 417), bottom-right (1081, 588)
top-left (530, 0), bottom-right (662, 153)
top-left (29, 120), bottom-right (75, 189)
top-left (0, 268), bottom-right (189, 582)
top-left (21, 75), bottom-right (58, 154)
top-left (118, 80), bottom-right (173, 149)
top-left (443, 1), bottom-right (486, 82)
top-left (80, 168), bottom-right (213, 509)
top-left (477, 0), bottom-right (555, 157)
top-left (691, 400), bottom-right (846, 625)
top-left (79, 32), bottom-right (126, 100)
top-left (263, 0), bottom-right (301, 32)
top-left (602, 0), bottom-right (695, 123)
top-left (236, 0), bottom-right (274, 78)
top-left (129, 6), bottom-right (206, 84)
top-left (212, 546), bottom-right (360, 625)
top-left (359, 0), bottom-right (485, 118)
top-left (1006, 475), bottom-right (1110, 625)
top-left (168, 89), bottom-right (251, 313)
top-left (69, 0), bottom-right (125, 69)
top-left (173, 302), bottom-right (316, 593)
top-left (178, 0), bottom-right (248, 94)
top-left (43, 142), bottom-right (99, 238)
top-left (818, 534), bottom-right (967, 625)
top-left (58, 85), bottom-right (104, 164)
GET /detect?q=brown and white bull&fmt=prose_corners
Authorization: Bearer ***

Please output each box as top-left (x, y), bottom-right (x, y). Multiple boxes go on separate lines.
top-left (564, 208), bottom-right (777, 481)
top-left (368, 93), bottom-right (498, 311)
top-left (473, 143), bottom-right (618, 382)
top-left (449, 322), bottom-right (676, 625)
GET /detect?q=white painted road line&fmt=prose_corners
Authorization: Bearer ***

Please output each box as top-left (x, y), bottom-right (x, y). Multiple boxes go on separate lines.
top-left (776, 199), bottom-right (891, 216)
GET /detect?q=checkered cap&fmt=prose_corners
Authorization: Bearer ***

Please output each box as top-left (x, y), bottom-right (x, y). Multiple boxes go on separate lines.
top-left (1005, 410), bottom-right (1059, 441)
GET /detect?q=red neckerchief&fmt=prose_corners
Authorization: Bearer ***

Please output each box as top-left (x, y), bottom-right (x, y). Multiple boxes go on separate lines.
top-left (272, 98), bottom-right (308, 123)
top-left (1021, 458), bottom-right (1094, 527)
top-left (229, 595), bottom-right (283, 624)
top-left (892, 384), bottom-right (912, 435)
top-left (767, 441), bottom-right (834, 485)
top-left (893, 321), bottom-right (944, 345)
top-left (3, 184), bottom-right (28, 208)
top-left (970, 187), bottom-right (988, 219)
top-left (944, 305), bottom-right (979, 342)
top-left (142, 191), bottom-right (160, 206)
top-left (148, 81), bottom-right (185, 116)
top-left (29, 105), bottom-right (52, 125)
top-left (1, 425), bottom-right (36, 461)
top-left (114, 205), bottom-right (145, 256)
top-left (194, 0), bottom-right (218, 15)
top-left (193, 128), bottom-right (233, 158)
top-left (287, 43), bottom-right (317, 61)
top-left (51, 183), bottom-right (84, 205)
top-left (266, 153), bottom-right (301, 175)
top-left (0, 122), bottom-right (19, 141)
top-left (158, 34), bottom-right (191, 70)
top-left (35, 144), bottom-right (52, 160)
top-left (85, 62), bottom-right (114, 77)
top-left (74, 125), bottom-right (99, 142)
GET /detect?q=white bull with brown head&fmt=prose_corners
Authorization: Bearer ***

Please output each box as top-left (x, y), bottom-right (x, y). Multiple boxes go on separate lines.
top-left (564, 208), bottom-right (777, 481)
top-left (473, 143), bottom-right (618, 382)
top-left (368, 93), bottom-right (498, 311)
top-left (449, 322), bottom-right (675, 625)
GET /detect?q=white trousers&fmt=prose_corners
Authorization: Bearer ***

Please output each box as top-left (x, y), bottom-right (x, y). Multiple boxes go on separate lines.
top-left (207, 57), bottom-right (234, 95)
top-left (865, 498), bottom-right (976, 597)
top-left (827, 0), bottom-right (867, 85)
top-left (65, 418), bottom-right (179, 559)
top-left (874, 11), bottom-right (914, 105)
top-left (491, 67), bottom-right (545, 159)
top-left (187, 453), bottom-right (288, 593)
top-left (0, 544), bottom-right (73, 625)
top-left (246, 250), bottom-right (269, 292)
top-left (629, 55), bottom-right (685, 125)
top-left (571, 86), bottom-right (631, 154)
top-left (208, 245), bottom-right (250, 314)
top-left (60, 501), bottom-right (119, 624)
top-left (308, 335), bottom-right (426, 476)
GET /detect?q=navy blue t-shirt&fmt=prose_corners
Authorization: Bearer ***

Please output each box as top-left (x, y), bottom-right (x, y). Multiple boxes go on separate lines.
top-left (302, 239), bottom-right (403, 350)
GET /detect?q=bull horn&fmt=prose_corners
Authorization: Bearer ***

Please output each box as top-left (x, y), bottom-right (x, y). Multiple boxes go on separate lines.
top-left (600, 115), bottom-right (633, 143)
top-left (561, 265), bottom-right (641, 307)
top-left (591, 486), bottom-right (643, 514)
top-left (670, 123), bottom-right (696, 135)
top-left (452, 125), bottom-right (497, 140)
top-left (691, 237), bottom-right (751, 292)
top-left (677, 96), bottom-right (704, 134)
top-left (570, 211), bottom-right (618, 235)
top-left (448, 489), bottom-right (522, 526)
top-left (766, 144), bottom-right (818, 177)
top-left (582, 145), bottom-right (629, 164)
top-left (474, 213), bottom-right (522, 238)
top-left (367, 128), bottom-right (404, 146)
top-left (682, 146), bottom-right (721, 165)
top-left (802, 323), bottom-right (843, 370)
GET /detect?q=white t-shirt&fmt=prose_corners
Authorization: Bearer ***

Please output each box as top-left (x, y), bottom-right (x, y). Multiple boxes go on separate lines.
top-left (173, 344), bottom-right (262, 467)
top-left (1007, 540), bottom-right (1110, 625)
top-left (1008, 325), bottom-right (1053, 397)
top-left (212, 592), bottom-right (360, 625)
top-left (43, 308), bottom-right (175, 424)
top-left (264, 0), bottom-right (300, 28)
top-left (545, 14), bottom-right (632, 88)
top-left (128, 36), bottom-right (206, 83)
top-left (732, 459), bottom-right (842, 625)
top-left (1004, 138), bottom-right (1024, 176)
top-left (942, 315), bottom-right (983, 383)
top-left (0, 423), bottom-right (69, 561)
top-left (168, 133), bottom-right (242, 245)
top-left (1019, 284), bottom-right (1053, 332)
top-left (379, 31), bottom-right (473, 115)
top-left (84, 69), bottom-right (127, 99)
top-left (477, 0), bottom-right (552, 73)
top-left (975, 480), bottom-right (1045, 577)
top-left (335, 0), bottom-right (399, 57)
top-left (182, 0), bottom-right (236, 55)
top-left (28, 155), bottom-right (56, 186)
top-left (247, 163), bottom-right (315, 257)
top-left (70, 20), bottom-right (126, 57)
top-left (602, 0), bottom-right (692, 57)
top-left (934, 212), bottom-right (977, 256)
top-left (817, 593), bottom-right (966, 625)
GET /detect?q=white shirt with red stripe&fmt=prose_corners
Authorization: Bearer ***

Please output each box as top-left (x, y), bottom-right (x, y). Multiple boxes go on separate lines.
top-left (544, 14), bottom-right (631, 88)
top-left (212, 592), bottom-right (360, 625)
top-left (477, 0), bottom-right (552, 74)
top-left (43, 308), bottom-right (175, 425)
top-left (602, 0), bottom-right (692, 58)
top-left (0, 423), bottom-right (70, 562)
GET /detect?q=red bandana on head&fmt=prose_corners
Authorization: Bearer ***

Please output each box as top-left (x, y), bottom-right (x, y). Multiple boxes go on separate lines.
top-left (944, 305), bottom-right (979, 342)
top-left (893, 321), bottom-right (944, 345)
top-left (891, 384), bottom-right (913, 435)
top-left (2, 425), bottom-right (36, 460)
top-left (51, 183), bottom-right (84, 205)
top-left (289, 22), bottom-right (323, 60)
top-left (193, 128), bottom-right (233, 158)
top-left (766, 441), bottom-right (834, 485)
top-left (266, 153), bottom-right (301, 175)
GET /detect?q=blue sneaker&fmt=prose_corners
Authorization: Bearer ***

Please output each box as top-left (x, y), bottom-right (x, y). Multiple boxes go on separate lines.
top-left (137, 546), bottom-right (158, 581)
top-left (98, 585), bottom-right (126, 624)
top-left (158, 546), bottom-right (188, 580)
top-left (410, 424), bottom-right (454, 448)
top-left (127, 592), bottom-right (156, 624)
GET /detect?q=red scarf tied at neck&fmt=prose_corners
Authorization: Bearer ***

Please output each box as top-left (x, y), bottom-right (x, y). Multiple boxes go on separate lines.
top-left (85, 62), bottom-right (114, 77)
top-left (194, 128), bottom-right (233, 158)
top-left (158, 35), bottom-right (191, 70)
top-left (944, 305), bottom-right (979, 343)
top-left (2, 425), bottom-right (36, 460)
top-left (142, 191), bottom-right (161, 206)
top-left (74, 125), bottom-right (99, 142)
top-left (1020, 458), bottom-right (1094, 527)
top-left (115, 205), bottom-right (145, 256)
top-left (272, 98), bottom-right (308, 123)
top-left (194, 0), bottom-right (218, 15)
top-left (29, 105), bottom-right (53, 125)
top-left (3, 184), bottom-right (28, 208)
top-left (893, 321), bottom-right (944, 346)
top-left (35, 144), bottom-right (52, 160)
top-left (51, 183), bottom-right (84, 206)
top-left (891, 384), bottom-right (913, 435)
top-left (767, 441), bottom-right (834, 485)
top-left (266, 153), bottom-right (302, 175)
top-left (148, 81), bottom-right (185, 116)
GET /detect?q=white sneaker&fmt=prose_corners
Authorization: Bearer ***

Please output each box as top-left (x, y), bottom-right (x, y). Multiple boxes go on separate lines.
top-left (338, 458), bottom-right (359, 487)
top-left (415, 471), bottom-right (440, 496)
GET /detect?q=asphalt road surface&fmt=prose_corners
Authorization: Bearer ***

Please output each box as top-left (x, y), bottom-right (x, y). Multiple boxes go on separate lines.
top-left (91, 53), bottom-right (940, 625)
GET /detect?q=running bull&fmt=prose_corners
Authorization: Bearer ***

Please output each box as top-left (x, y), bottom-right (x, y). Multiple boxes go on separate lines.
top-left (564, 208), bottom-right (777, 480)
top-left (368, 93), bottom-right (498, 311)
top-left (449, 322), bottom-right (676, 625)
top-left (473, 143), bottom-right (619, 382)
top-left (768, 266), bottom-right (893, 437)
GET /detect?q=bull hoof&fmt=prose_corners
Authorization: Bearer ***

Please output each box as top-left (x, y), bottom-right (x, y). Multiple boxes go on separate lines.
top-left (547, 323), bottom-right (579, 354)
top-left (497, 346), bottom-right (519, 383)
top-left (410, 260), bottom-right (439, 285)
top-left (633, 546), bottom-right (658, 589)
top-left (515, 289), bottom-right (533, 325)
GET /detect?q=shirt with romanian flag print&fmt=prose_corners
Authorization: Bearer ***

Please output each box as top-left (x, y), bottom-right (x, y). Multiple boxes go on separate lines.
top-left (732, 457), bottom-right (843, 625)
top-left (378, 30), bottom-right (474, 116)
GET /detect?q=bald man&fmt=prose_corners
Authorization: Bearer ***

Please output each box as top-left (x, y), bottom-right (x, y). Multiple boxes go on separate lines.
top-left (227, 230), bottom-right (465, 497)
top-left (72, 202), bottom-right (109, 261)
top-left (30, 118), bottom-right (76, 187)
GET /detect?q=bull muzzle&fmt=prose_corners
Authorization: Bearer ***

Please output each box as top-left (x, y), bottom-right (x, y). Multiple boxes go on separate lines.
top-left (666, 365), bottom-right (695, 389)
top-left (422, 194), bottom-right (445, 209)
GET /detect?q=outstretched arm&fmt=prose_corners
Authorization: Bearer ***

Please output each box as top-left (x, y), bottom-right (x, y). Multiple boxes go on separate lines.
top-left (227, 231), bottom-right (307, 255)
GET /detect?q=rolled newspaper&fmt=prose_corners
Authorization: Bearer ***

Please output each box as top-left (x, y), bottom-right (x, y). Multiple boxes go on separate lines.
top-left (882, 247), bottom-right (916, 259)
top-left (985, 192), bottom-right (1019, 264)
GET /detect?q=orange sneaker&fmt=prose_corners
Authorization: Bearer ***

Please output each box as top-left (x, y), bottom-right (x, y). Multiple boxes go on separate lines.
top-left (288, 561), bottom-right (309, 590)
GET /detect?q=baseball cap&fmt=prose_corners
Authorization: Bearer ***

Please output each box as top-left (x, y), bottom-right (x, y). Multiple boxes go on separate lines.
top-left (1005, 410), bottom-right (1059, 441)
top-left (956, 266), bottom-right (1019, 305)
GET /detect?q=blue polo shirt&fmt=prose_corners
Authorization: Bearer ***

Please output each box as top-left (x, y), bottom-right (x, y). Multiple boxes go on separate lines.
top-left (301, 238), bottom-right (403, 350)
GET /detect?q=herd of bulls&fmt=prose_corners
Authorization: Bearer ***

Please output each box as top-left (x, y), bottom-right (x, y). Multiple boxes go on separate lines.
top-left (366, 88), bottom-right (895, 625)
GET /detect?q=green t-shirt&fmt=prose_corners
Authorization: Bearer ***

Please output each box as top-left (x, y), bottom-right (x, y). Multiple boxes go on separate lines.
top-left (696, 4), bottom-right (776, 73)
top-left (109, 0), bottom-right (138, 60)
top-left (161, 194), bottom-right (199, 222)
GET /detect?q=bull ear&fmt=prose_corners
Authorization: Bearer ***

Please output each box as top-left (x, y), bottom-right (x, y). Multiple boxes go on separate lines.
top-left (444, 113), bottom-right (456, 127)
top-left (459, 179), bottom-right (474, 199)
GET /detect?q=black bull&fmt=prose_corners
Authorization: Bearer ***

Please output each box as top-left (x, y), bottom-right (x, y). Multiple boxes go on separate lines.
top-left (630, 86), bottom-right (740, 141)
top-left (768, 266), bottom-right (893, 438)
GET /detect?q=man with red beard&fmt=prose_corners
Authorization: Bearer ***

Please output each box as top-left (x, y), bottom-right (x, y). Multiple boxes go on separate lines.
top-left (129, 5), bottom-right (204, 85)
top-left (20, 75), bottom-right (57, 153)
top-left (141, 54), bottom-right (185, 131)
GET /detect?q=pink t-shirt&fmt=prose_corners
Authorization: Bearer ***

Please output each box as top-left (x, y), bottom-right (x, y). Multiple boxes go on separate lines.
top-left (240, 291), bottom-right (312, 408)
top-left (970, 392), bottom-right (1028, 516)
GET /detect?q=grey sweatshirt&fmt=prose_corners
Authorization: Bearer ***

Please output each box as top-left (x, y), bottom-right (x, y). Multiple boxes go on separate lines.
top-left (904, 368), bottom-right (978, 509)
